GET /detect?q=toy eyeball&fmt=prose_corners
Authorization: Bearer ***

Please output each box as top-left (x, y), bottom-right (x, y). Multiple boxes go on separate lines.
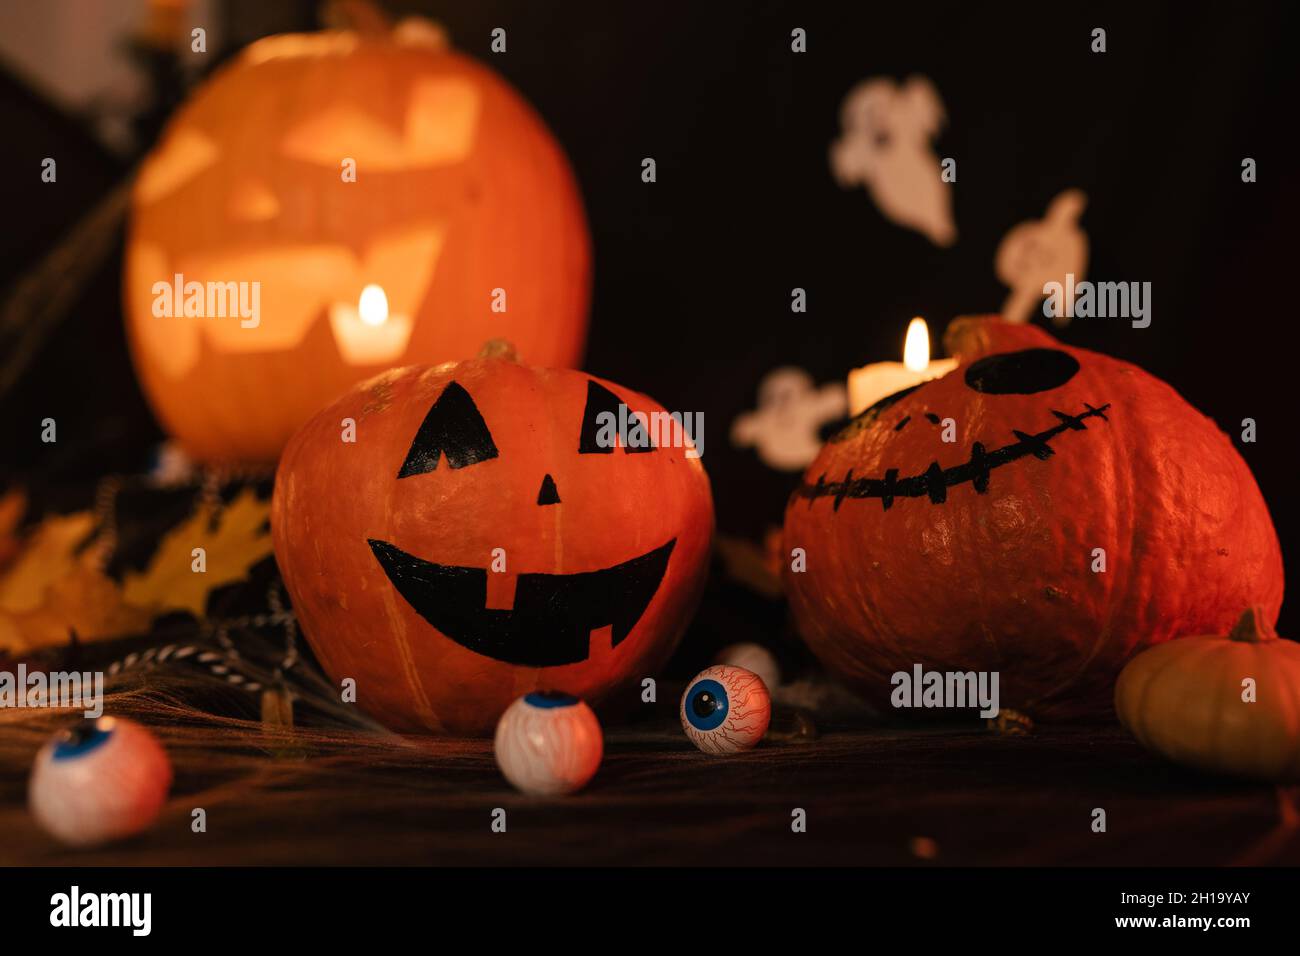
top-left (681, 665), bottom-right (772, 754)
top-left (28, 717), bottom-right (173, 847)
top-left (494, 692), bottom-right (603, 796)
top-left (715, 642), bottom-right (782, 692)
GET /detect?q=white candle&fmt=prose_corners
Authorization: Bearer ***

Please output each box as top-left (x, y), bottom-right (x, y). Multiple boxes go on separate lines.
top-left (328, 283), bottom-right (415, 365)
top-left (847, 317), bottom-right (957, 415)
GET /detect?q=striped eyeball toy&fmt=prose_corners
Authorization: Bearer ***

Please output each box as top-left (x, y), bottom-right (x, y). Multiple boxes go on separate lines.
top-left (29, 717), bottom-right (173, 847)
top-left (681, 665), bottom-right (771, 754)
top-left (494, 692), bottom-right (603, 795)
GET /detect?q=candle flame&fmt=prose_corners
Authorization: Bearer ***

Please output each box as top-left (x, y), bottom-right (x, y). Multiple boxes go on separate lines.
top-left (358, 284), bottom-right (389, 327)
top-left (903, 316), bottom-right (931, 371)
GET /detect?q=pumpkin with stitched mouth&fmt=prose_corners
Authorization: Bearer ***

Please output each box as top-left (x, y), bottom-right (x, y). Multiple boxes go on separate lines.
top-left (124, 17), bottom-right (590, 464)
top-left (271, 347), bottom-right (713, 735)
top-left (783, 317), bottom-right (1284, 719)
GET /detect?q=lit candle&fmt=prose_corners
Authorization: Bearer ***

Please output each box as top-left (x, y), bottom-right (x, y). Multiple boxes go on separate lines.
top-left (847, 317), bottom-right (958, 415)
top-left (328, 283), bottom-right (415, 365)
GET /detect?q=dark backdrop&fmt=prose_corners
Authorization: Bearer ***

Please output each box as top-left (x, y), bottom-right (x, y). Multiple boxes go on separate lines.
top-left (1, 2), bottom-right (1294, 631)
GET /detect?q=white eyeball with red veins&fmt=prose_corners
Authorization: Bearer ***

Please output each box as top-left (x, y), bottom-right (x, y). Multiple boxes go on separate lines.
top-left (681, 665), bottom-right (772, 754)
top-left (494, 692), bottom-right (603, 795)
top-left (29, 717), bottom-right (173, 847)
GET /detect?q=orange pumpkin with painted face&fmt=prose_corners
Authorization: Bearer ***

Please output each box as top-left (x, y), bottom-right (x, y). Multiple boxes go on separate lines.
top-left (125, 19), bottom-right (589, 463)
top-left (783, 317), bottom-right (1284, 719)
top-left (271, 348), bottom-right (714, 735)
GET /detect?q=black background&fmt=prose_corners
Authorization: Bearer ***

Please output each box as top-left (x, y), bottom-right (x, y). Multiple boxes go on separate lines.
top-left (5, 865), bottom-right (1288, 941)
top-left (0, 1), bottom-right (1294, 631)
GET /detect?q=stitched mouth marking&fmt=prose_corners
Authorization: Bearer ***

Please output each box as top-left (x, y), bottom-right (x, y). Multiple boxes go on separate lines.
top-left (794, 402), bottom-right (1111, 512)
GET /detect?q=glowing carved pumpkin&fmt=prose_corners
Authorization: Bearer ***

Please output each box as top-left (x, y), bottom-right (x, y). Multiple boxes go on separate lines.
top-left (270, 348), bottom-right (714, 734)
top-left (124, 21), bottom-right (590, 463)
top-left (782, 317), bottom-right (1284, 719)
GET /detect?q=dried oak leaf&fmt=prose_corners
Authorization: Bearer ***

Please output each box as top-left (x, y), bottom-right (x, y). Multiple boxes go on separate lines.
top-left (121, 488), bottom-right (273, 618)
top-left (0, 511), bottom-right (148, 653)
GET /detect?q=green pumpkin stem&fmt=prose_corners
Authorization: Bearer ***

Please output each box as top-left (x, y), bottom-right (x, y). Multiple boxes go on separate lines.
top-left (1228, 607), bottom-right (1276, 643)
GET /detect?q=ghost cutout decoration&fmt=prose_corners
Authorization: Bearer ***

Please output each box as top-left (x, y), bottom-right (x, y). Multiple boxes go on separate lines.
top-left (731, 368), bottom-right (847, 471)
top-left (830, 75), bottom-right (955, 247)
top-left (124, 19), bottom-right (591, 464)
top-left (995, 190), bottom-right (1089, 325)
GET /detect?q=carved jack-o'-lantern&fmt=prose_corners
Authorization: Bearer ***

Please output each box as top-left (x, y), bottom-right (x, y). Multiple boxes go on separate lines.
top-left (783, 318), bottom-right (1284, 719)
top-left (271, 349), bottom-right (714, 734)
top-left (124, 20), bottom-right (590, 463)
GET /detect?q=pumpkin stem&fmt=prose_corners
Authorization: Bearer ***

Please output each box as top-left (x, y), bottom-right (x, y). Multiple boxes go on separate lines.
top-left (941, 316), bottom-right (997, 360)
top-left (986, 708), bottom-right (1034, 736)
top-left (1228, 606), bottom-right (1276, 643)
top-left (392, 17), bottom-right (450, 51)
top-left (322, 0), bottom-right (391, 35)
top-left (478, 339), bottom-right (519, 362)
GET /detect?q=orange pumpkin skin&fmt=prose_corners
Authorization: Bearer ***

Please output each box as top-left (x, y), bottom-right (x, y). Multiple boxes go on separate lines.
top-left (125, 26), bottom-right (590, 464)
top-left (271, 357), bottom-right (714, 735)
top-left (1115, 610), bottom-right (1300, 780)
top-left (783, 318), bottom-right (1284, 719)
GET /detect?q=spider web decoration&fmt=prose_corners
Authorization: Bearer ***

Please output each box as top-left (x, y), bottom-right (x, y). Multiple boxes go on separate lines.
top-left (2, 458), bottom-right (383, 730)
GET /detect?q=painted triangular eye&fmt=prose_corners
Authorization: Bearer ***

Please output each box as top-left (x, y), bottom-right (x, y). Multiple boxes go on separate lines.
top-left (398, 382), bottom-right (498, 478)
top-left (578, 379), bottom-right (655, 453)
top-left (578, 380), bottom-right (620, 454)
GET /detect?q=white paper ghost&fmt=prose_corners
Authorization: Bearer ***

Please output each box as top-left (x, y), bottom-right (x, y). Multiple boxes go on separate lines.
top-left (995, 189), bottom-right (1089, 325)
top-left (830, 75), bottom-right (956, 247)
top-left (731, 368), bottom-right (847, 472)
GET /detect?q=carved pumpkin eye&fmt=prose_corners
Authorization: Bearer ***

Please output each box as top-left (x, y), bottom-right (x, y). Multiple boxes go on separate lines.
top-left (578, 380), bottom-right (655, 453)
top-left (398, 382), bottom-right (498, 478)
top-left (279, 78), bottom-right (480, 170)
top-left (964, 348), bottom-right (1080, 395)
top-left (133, 128), bottom-right (219, 205)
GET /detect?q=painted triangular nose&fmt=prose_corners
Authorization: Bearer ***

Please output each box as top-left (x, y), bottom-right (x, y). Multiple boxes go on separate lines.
top-left (537, 473), bottom-right (561, 506)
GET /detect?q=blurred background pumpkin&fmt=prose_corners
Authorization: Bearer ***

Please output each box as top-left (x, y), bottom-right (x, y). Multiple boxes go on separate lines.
top-left (123, 6), bottom-right (590, 463)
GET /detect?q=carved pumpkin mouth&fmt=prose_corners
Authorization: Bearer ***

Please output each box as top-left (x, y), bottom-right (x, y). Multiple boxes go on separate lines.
top-left (795, 402), bottom-right (1112, 511)
top-left (366, 538), bottom-right (677, 666)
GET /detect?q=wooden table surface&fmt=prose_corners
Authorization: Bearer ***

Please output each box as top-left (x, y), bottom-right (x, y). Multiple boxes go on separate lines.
top-left (5, 715), bottom-right (1296, 867)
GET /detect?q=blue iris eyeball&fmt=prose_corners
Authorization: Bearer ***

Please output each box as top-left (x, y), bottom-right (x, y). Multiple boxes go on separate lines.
top-left (28, 717), bottom-right (173, 847)
top-left (680, 665), bottom-right (772, 754)
top-left (494, 691), bottom-right (603, 795)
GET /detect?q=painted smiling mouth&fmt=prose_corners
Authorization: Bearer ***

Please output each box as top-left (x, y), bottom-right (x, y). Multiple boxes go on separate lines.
top-left (794, 402), bottom-right (1112, 511)
top-left (367, 538), bottom-right (676, 666)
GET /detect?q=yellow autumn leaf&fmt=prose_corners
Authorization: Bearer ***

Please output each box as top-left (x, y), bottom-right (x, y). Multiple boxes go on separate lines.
top-left (0, 567), bottom-right (152, 654)
top-left (0, 509), bottom-right (151, 654)
top-left (122, 488), bottom-right (273, 617)
top-left (0, 512), bottom-right (96, 614)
